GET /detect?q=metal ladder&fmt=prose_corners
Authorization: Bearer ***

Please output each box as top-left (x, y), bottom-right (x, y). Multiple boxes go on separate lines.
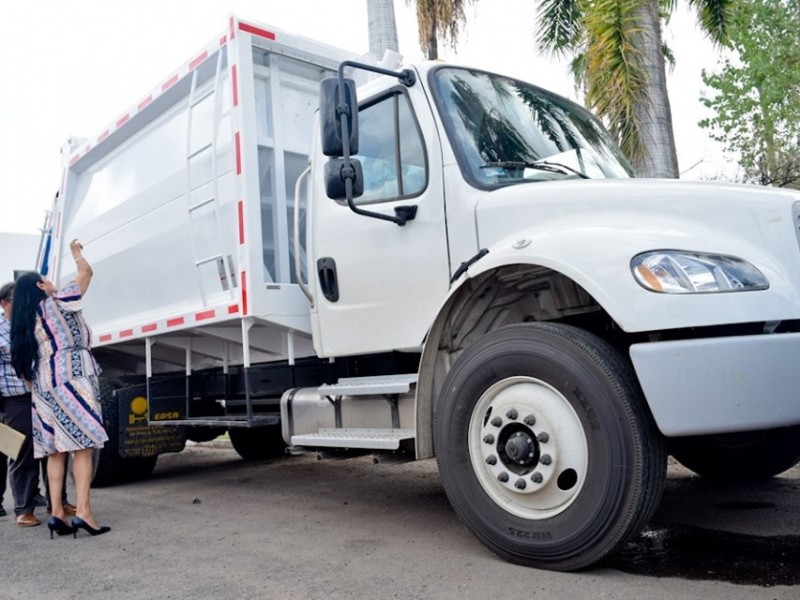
top-left (185, 46), bottom-right (236, 303)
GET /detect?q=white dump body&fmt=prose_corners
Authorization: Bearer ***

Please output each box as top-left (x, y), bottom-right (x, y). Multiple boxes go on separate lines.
top-left (41, 17), bottom-right (355, 374)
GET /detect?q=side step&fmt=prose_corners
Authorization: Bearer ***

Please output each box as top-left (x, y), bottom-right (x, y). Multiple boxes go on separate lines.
top-left (317, 373), bottom-right (417, 397)
top-left (291, 428), bottom-right (415, 450)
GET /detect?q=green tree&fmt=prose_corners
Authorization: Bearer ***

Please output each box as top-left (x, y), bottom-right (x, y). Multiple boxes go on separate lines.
top-left (408, 0), bottom-right (474, 60)
top-left (535, 0), bottom-right (732, 177)
top-left (699, 0), bottom-right (800, 188)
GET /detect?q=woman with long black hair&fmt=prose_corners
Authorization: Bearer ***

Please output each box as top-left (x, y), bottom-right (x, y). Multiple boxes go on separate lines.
top-left (10, 239), bottom-right (109, 538)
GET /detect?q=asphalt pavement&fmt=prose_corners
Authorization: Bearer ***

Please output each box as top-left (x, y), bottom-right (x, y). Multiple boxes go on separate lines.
top-left (1, 441), bottom-right (798, 599)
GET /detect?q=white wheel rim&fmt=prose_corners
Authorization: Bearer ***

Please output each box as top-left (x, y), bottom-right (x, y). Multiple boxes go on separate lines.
top-left (468, 376), bottom-right (589, 520)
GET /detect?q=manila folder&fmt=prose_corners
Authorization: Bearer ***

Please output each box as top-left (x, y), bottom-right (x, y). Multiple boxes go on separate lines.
top-left (0, 421), bottom-right (25, 460)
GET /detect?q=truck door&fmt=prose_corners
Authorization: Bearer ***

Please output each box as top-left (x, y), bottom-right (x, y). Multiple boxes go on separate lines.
top-left (310, 83), bottom-right (450, 357)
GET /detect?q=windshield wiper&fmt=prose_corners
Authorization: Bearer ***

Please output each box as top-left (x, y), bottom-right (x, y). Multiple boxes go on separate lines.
top-left (480, 160), bottom-right (589, 179)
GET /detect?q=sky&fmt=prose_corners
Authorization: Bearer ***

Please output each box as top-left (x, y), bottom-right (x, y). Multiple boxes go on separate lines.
top-left (0, 0), bottom-right (730, 236)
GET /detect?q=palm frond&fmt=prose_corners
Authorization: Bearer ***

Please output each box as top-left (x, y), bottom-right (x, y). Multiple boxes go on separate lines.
top-left (687, 0), bottom-right (733, 46)
top-left (582, 0), bottom-right (651, 162)
top-left (535, 0), bottom-right (583, 57)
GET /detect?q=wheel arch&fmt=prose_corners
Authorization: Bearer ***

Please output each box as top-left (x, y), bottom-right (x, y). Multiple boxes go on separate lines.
top-left (415, 261), bottom-right (620, 459)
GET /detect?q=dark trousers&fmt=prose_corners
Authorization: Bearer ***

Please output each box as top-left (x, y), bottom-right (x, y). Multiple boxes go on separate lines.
top-left (4, 394), bottom-right (41, 515)
top-left (0, 449), bottom-right (7, 507)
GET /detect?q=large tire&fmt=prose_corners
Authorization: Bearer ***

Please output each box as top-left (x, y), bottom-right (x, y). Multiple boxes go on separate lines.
top-left (229, 425), bottom-right (286, 461)
top-left (92, 379), bottom-right (160, 487)
top-left (435, 323), bottom-right (666, 571)
top-left (186, 400), bottom-right (226, 443)
top-left (92, 380), bottom-right (126, 487)
top-left (124, 455), bottom-right (159, 481)
top-left (670, 426), bottom-right (800, 483)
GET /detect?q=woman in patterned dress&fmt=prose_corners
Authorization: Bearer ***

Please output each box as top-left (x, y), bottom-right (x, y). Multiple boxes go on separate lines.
top-left (10, 239), bottom-right (110, 536)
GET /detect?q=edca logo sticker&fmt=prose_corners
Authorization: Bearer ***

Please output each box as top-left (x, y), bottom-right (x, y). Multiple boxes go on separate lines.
top-left (128, 396), bottom-right (148, 425)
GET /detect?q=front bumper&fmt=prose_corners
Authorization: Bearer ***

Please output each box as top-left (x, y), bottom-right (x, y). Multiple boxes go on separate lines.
top-left (630, 332), bottom-right (800, 436)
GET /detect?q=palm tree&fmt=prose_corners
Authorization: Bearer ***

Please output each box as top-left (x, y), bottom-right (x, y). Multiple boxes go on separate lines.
top-left (367, 0), bottom-right (400, 57)
top-left (535, 0), bottom-right (732, 177)
top-left (407, 0), bottom-right (474, 60)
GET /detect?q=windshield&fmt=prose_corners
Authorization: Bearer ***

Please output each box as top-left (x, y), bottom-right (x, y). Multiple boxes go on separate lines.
top-left (430, 67), bottom-right (633, 187)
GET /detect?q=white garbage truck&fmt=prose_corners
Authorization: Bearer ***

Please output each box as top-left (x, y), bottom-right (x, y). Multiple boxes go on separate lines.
top-left (37, 15), bottom-right (800, 570)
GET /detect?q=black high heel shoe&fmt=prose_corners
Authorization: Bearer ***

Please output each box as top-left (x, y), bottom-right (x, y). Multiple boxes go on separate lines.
top-left (47, 516), bottom-right (76, 539)
top-left (72, 516), bottom-right (110, 537)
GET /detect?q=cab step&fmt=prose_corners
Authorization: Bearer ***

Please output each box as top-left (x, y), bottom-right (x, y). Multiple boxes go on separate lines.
top-left (317, 373), bottom-right (417, 397)
top-left (291, 427), bottom-right (414, 450)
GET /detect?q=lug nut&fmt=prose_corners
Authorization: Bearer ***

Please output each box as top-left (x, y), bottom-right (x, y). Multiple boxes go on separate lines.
top-left (515, 479), bottom-right (527, 490)
top-left (540, 454), bottom-right (552, 465)
top-left (524, 414), bottom-right (536, 426)
top-left (498, 472), bottom-right (509, 482)
top-left (537, 432), bottom-right (549, 443)
top-left (531, 471), bottom-right (543, 483)
top-left (483, 434), bottom-right (495, 444)
top-left (491, 417), bottom-right (503, 427)
top-left (485, 455), bottom-right (497, 465)
top-left (506, 409), bottom-right (518, 420)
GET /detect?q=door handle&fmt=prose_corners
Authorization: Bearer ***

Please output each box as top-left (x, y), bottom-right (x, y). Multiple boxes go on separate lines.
top-left (317, 257), bottom-right (339, 302)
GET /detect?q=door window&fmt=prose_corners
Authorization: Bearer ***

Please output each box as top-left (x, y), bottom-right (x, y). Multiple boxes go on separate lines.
top-left (352, 91), bottom-right (427, 204)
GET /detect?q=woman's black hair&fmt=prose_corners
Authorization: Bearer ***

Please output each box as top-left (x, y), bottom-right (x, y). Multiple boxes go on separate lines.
top-left (10, 271), bottom-right (46, 381)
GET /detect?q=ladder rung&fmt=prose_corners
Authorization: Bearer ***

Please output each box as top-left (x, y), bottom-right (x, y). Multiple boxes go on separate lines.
top-left (189, 86), bottom-right (215, 108)
top-left (195, 254), bottom-right (224, 267)
top-left (187, 142), bottom-right (213, 161)
top-left (188, 196), bottom-right (216, 212)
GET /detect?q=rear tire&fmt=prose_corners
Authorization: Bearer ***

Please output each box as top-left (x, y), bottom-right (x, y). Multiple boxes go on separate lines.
top-left (92, 380), bottom-right (126, 487)
top-left (670, 426), bottom-right (800, 482)
top-left (230, 425), bottom-right (286, 461)
top-left (435, 323), bottom-right (666, 571)
top-left (92, 379), bottom-right (161, 487)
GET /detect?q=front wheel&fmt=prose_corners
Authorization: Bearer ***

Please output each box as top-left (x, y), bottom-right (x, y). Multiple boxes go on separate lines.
top-left (435, 323), bottom-right (666, 571)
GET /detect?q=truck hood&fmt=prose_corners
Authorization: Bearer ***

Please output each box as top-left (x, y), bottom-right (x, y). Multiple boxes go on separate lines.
top-left (471, 178), bottom-right (800, 332)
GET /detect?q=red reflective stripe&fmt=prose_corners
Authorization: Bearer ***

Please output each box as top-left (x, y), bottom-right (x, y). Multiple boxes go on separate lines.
top-left (138, 95), bottom-right (153, 111)
top-left (235, 132), bottom-right (242, 174)
top-left (98, 130), bottom-right (110, 143)
top-left (119, 329), bottom-right (134, 338)
top-left (69, 154), bottom-right (79, 165)
top-left (162, 74), bottom-right (179, 91)
top-left (167, 317), bottom-right (184, 327)
top-left (84, 144), bottom-right (91, 154)
top-left (229, 16), bottom-right (235, 40)
top-left (238, 200), bottom-right (245, 244)
top-left (142, 323), bottom-right (157, 333)
top-left (241, 271), bottom-right (248, 315)
top-left (189, 51), bottom-right (208, 70)
top-left (219, 34), bottom-right (227, 46)
top-left (238, 22), bottom-right (276, 40)
top-left (235, 132), bottom-right (242, 173)
top-left (99, 334), bottom-right (112, 343)
top-left (228, 304), bottom-right (239, 314)
top-left (231, 65), bottom-right (239, 107)
top-left (195, 309), bottom-right (215, 321)
top-left (116, 114), bottom-right (130, 128)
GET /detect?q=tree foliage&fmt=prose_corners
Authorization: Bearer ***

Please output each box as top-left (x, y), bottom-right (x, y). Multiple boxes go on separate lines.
top-left (699, 0), bottom-right (800, 188)
top-left (407, 0), bottom-right (474, 60)
top-left (535, 0), bottom-right (732, 177)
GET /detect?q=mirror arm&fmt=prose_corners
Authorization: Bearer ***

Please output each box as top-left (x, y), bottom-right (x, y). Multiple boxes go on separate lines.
top-left (336, 61), bottom-right (417, 227)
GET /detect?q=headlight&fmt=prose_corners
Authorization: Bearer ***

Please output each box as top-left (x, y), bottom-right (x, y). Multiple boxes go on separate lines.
top-left (631, 251), bottom-right (769, 293)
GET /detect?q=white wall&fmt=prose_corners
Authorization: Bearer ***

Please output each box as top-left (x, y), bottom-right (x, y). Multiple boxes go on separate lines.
top-left (0, 232), bottom-right (40, 283)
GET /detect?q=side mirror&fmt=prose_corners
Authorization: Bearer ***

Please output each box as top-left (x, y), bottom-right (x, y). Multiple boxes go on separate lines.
top-left (324, 158), bottom-right (364, 200)
top-left (320, 77), bottom-right (359, 157)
